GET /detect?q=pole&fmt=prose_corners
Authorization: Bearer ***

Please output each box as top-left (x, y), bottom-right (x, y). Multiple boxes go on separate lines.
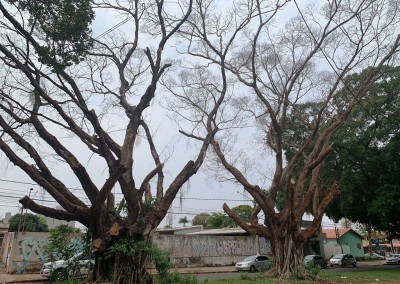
top-left (21, 188), bottom-right (33, 232)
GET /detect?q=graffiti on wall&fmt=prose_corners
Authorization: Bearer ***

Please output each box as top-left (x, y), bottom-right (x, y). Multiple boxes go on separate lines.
top-left (10, 233), bottom-right (84, 274)
top-left (19, 236), bottom-right (48, 262)
top-left (153, 234), bottom-right (271, 266)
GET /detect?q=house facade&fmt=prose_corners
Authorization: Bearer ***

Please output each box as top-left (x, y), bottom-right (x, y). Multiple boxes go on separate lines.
top-left (322, 228), bottom-right (364, 257)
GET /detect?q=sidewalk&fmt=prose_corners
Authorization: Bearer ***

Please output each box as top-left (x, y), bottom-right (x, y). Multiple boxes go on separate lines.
top-left (0, 266), bottom-right (237, 283)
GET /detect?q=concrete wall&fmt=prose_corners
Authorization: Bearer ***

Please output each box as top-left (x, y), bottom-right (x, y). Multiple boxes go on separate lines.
top-left (5, 232), bottom-right (84, 274)
top-left (1, 232), bottom-right (13, 264)
top-left (153, 235), bottom-right (271, 267)
top-left (4, 233), bottom-right (271, 273)
top-left (323, 241), bottom-right (342, 258)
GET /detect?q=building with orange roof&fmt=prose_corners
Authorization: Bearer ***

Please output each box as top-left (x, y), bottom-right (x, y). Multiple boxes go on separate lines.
top-left (321, 228), bottom-right (364, 258)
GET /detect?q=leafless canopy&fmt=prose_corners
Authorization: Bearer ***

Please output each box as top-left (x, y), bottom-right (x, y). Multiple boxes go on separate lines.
top-left (0, 0), bottom-right (223, 241)
top-left (168, 0), bottom-right (400, 276)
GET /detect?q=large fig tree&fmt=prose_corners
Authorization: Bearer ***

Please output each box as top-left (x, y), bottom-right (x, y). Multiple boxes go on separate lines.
top-left (169, 0), bottom-right (400, 278)
top-left (0, 0), bottom-right (221, 282)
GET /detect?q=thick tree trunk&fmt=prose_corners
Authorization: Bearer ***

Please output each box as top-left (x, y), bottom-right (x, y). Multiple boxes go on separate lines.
top-left (93, 235), bottom-right (154, 284)
top-left (271, 231), bottom-right (304, 278)
top-left (367, 224), bottom-right (372, 255)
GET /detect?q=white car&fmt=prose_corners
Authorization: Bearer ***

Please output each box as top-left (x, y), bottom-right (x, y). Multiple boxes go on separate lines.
top-left (385, 254), bottom-right (400, 265)
top-left (40, 252), bottom-right (94, 279)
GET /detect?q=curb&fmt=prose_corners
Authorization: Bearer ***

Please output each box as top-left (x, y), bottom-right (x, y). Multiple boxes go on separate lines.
top-left (3, 279), bottom-right (46, 284)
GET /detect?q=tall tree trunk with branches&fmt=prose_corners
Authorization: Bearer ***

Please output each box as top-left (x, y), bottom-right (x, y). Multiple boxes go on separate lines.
top-left (170, 0), bottom-right (400, 278)
top-left (0, 0), bottom-right (223, 282)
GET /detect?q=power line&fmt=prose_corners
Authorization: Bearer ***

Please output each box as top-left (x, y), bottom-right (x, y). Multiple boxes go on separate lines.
top-left (0, 179), bottom-right (254, 202)
top-left (94, 16), bottom-right (133, 39)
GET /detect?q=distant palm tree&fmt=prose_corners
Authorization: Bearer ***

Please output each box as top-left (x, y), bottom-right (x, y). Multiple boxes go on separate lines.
top-left (178, 216), bottom-right (190, 227)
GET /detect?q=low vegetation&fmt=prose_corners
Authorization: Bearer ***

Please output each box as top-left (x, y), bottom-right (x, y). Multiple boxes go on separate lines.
top-left (201, 269), bottom-right (400, 284)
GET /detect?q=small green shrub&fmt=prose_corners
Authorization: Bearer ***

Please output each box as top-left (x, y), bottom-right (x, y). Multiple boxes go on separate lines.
top-left (240, 272), bottom-right (251, 280)
top-left (289, 261), bottom-right (321, 281)
top-left (304, 261), bottom-right (321, 281)
top-left (289, 267), bottom-right (306, 281)
top-left (157, 272), bottom-right (198, 284)
top-left (356, 256), bottom-right (380, 261)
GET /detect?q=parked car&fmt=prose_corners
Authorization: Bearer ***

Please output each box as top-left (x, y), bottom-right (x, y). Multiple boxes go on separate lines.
top-left (235, 255), bottom-right (272, 272)
top-left (40, 252), bottom-right (94, 279)
top-left (329, 254), bottom-right (356, 267)
top-left (385, 254), bottom-right (400, 265)
top-left (304, 254), bottom-right (328, 268)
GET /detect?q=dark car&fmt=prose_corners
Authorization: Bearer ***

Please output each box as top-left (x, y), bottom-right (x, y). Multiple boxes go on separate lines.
top-left (235, 255), bottom-right (272, 272)
top-left (329, 254), bottom-right (356, 267)
top-left (304, 254), bottom-right (328, 268)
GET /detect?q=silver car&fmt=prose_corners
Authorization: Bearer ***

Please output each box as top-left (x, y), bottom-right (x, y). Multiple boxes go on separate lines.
top-left (329, 254), bottom-right (356, 267)
top-left (385, 254), bottom-right (400, 265)
top-left (235, 255), bottom-right (272, 272)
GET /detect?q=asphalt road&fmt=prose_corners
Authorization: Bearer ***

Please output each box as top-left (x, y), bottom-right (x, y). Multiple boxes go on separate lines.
top-left (195, 263), bottom-right (400, 281)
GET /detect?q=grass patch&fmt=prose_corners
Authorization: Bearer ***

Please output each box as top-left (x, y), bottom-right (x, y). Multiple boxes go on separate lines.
top-left (203, 269), bottom-right (400, 283)
top-left (320, 269), bottom-right (400, 283)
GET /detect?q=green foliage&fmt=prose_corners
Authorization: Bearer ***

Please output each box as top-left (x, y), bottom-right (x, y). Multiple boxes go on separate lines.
top-left (239, 272), bottom-right (251, 280)
top-left (326, 66), bottom-right (400, 239)
top-left (304, 261), bottom-right (321, 281)
top-left (8, 213), bottom-right (49, 232)
top-left (156, 272), bottom-right (199, 284)
top-left (288, 262), bottom-right (320, 281)
top-left (226, 205), bottom-right (253, 227)
top-left (6, 0), bottom-right (94, 70)
top-left (191, 213), bottom-right (210, 228)
top-left (43, 225), bottom-right (92, 283)
top-left (44, 224), bottom-right (83, 261)
top-left (193, 205), bottom-right (254, 229)
top-left (356, 256), bottom-right (381, 261)
top-left (207, 213), bottom-right (230, 229)
top-left (49, 279), bottom-right (80, 284)
top-left (143, 198), bottom-right (159, 212)
top-left (107, 239), bottom-right (200, 284)
top-left (107, 239), bottom-right (174, 282)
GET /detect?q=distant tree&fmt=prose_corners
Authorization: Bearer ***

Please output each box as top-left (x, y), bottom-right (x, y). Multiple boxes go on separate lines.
top-left (192, 207), bottom-right (252, 229)
top-left (191, 213), bottom-right (210, 228)
top-left (8, 213), bottom-right (48, 232)
top-left (224, 205), bottom-right (253, 227)
top-left (178, 216), bottom-right (190, 227)
top-left (340, 218), bottom-right (352, 229)
top-left (207, 213), bottom-right (230, 229)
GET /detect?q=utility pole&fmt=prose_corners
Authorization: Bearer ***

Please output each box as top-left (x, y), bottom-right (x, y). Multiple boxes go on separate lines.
top-left (21, 188), bottom-right (33, 232)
